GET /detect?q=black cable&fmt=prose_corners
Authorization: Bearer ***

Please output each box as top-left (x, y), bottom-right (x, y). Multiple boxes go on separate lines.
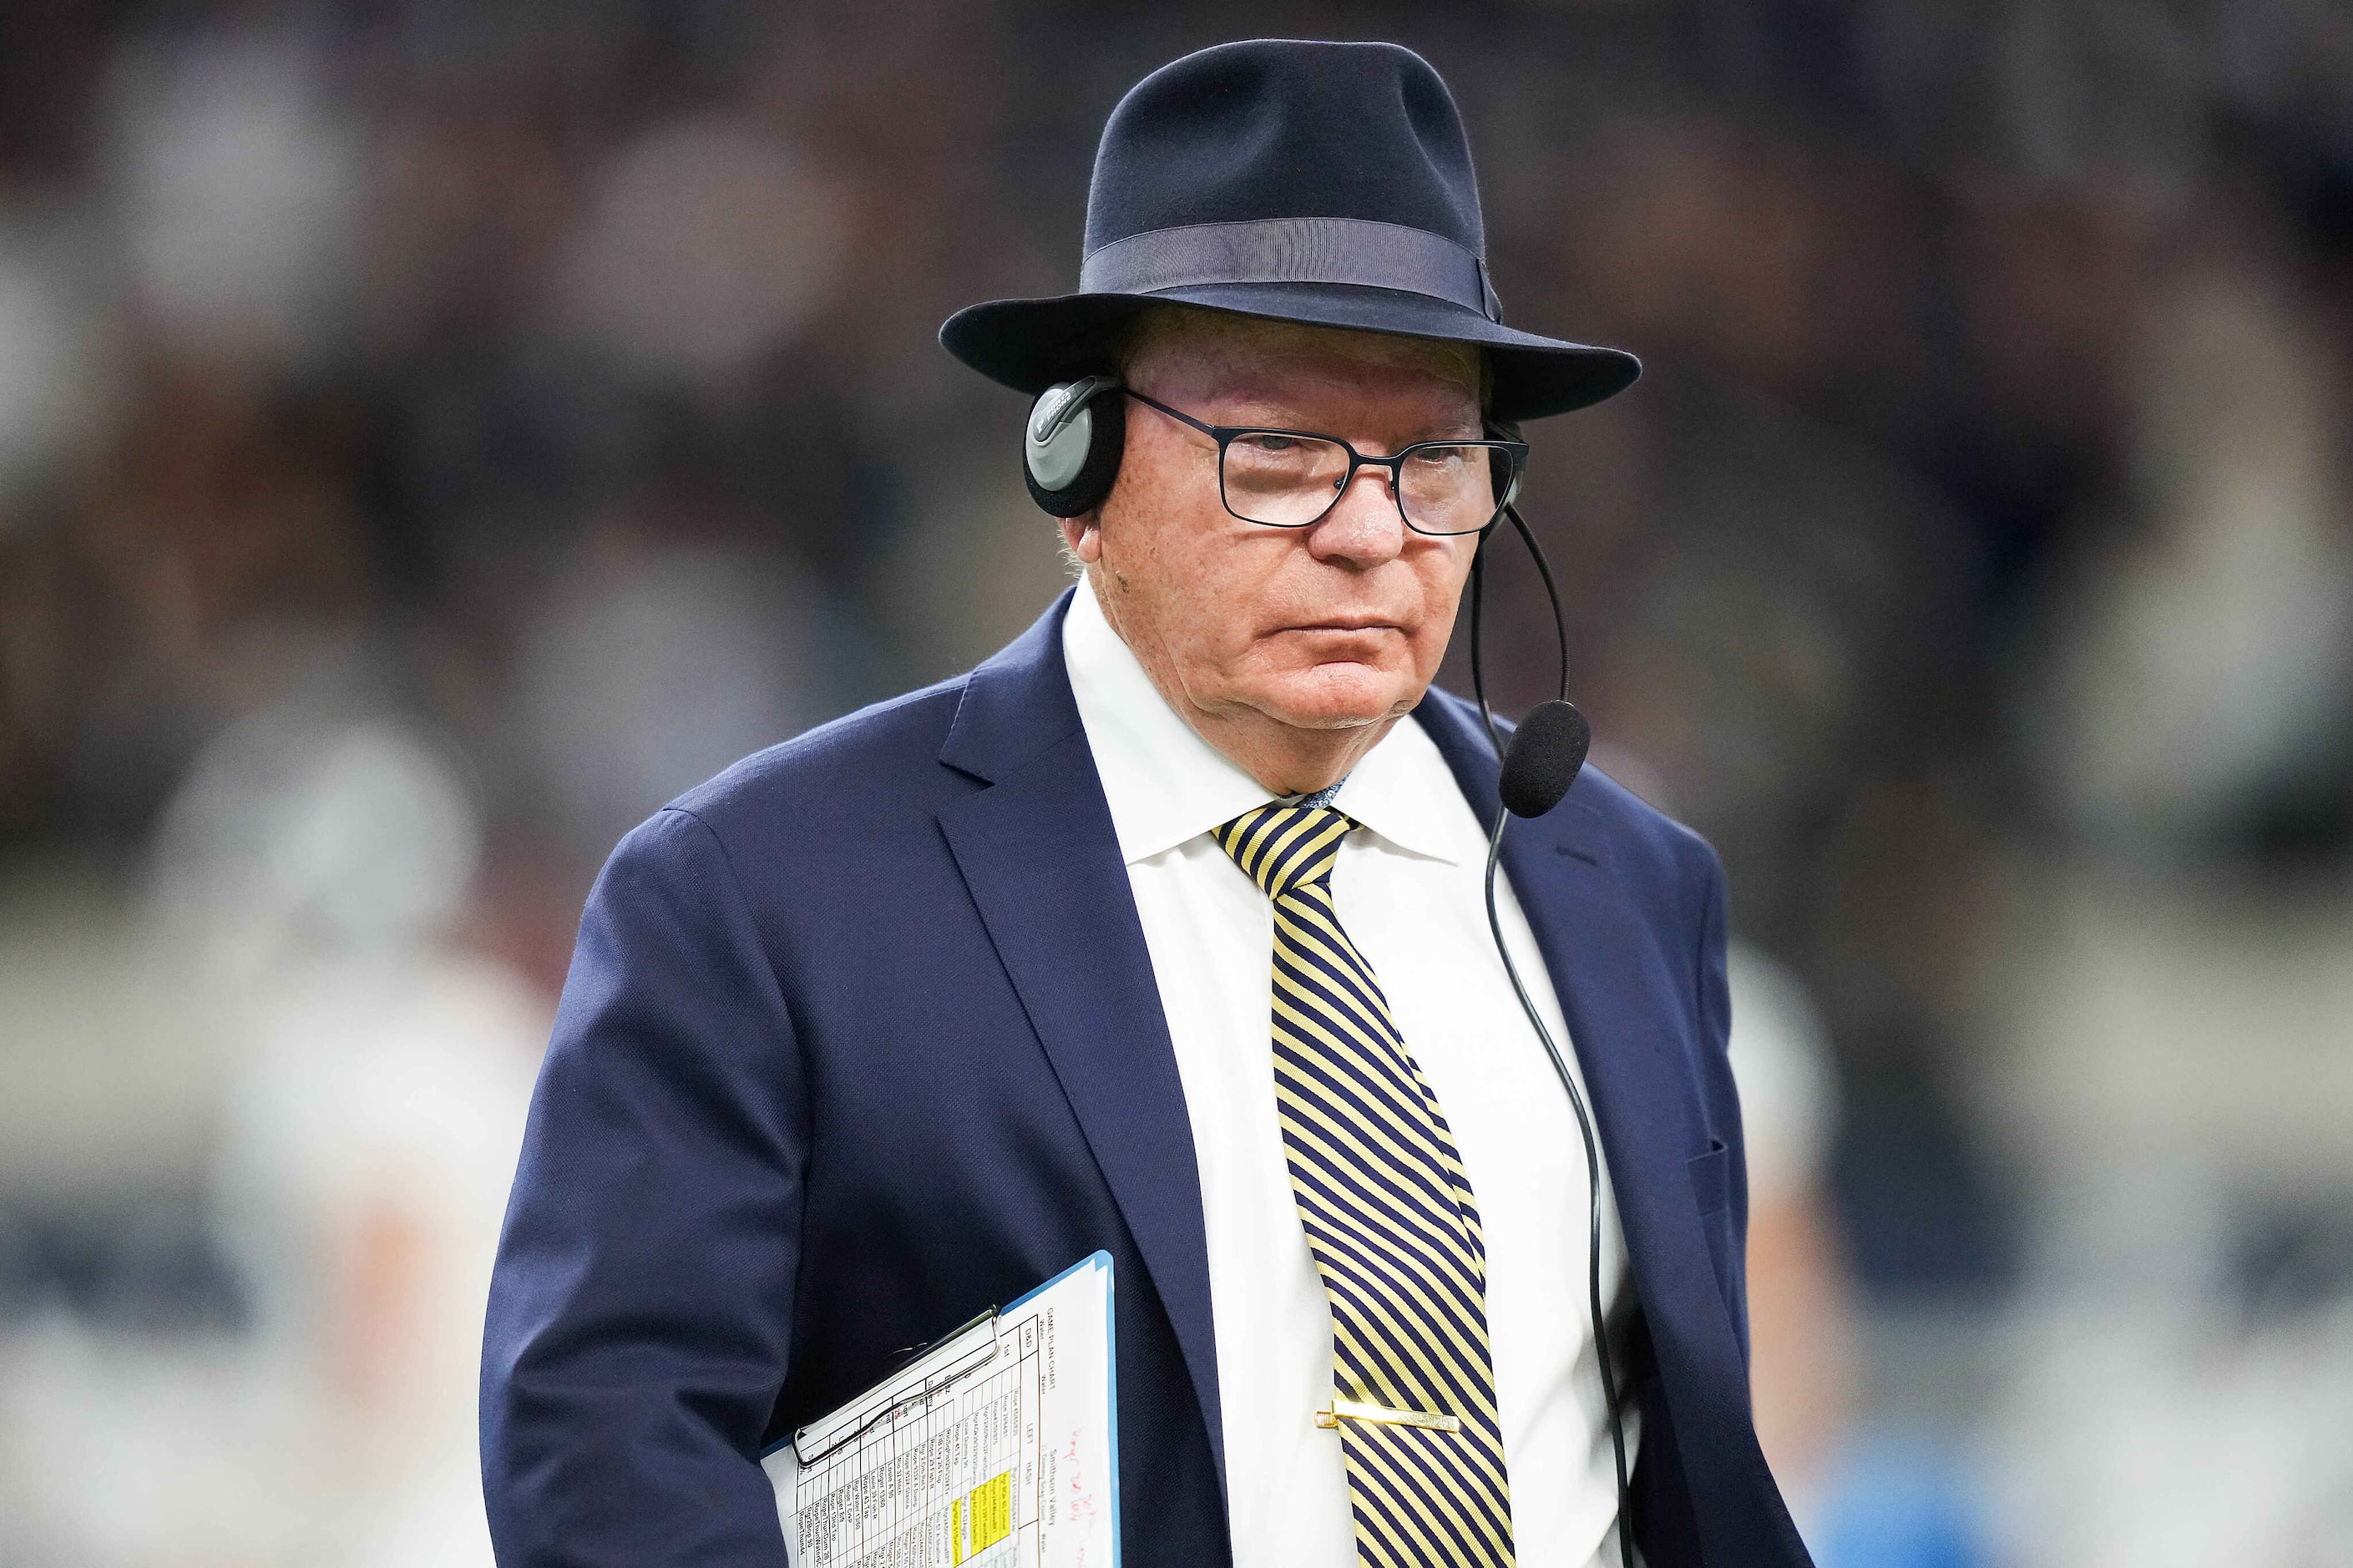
top-left (1467, 539), bottom-right (1504, 756)
top-left (1503, 503), bottom-right (1570, 704)
top-left (1469, 512), bottom-right (1633, 1568)
top-left (1482, 819), bottom-right (1631, 1568)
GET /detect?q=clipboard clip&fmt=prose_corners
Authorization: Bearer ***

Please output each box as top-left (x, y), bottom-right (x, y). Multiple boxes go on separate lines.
top-left (790, 1307), bottom-right (1002, 1468)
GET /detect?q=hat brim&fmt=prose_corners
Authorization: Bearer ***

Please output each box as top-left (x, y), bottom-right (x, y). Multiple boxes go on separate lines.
top-left (939, 281), bottom-right (1639, 422)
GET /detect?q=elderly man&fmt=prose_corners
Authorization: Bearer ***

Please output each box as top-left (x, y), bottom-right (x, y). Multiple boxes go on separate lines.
top-left (483, 38), bottom-right (1809, 1568)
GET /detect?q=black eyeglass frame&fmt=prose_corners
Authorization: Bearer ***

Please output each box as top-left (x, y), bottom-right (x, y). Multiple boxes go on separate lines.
top-left (1122, 389), bottom-right (1528, 538)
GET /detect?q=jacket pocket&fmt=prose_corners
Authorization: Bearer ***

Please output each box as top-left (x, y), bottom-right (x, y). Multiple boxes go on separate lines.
top-left (1688, 1139), bottom-right (1739, 1314)
top-left (1687, 1139), bottom-right (1733, 1215)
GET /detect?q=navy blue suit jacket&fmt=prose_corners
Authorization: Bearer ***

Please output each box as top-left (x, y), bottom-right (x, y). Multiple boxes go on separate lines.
top-left (482, 590), bottom-right (1810, 1566)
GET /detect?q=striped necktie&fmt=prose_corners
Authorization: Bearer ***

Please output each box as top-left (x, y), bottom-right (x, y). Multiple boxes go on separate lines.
top-left (1214, 801), bottom-right (1516, 1568)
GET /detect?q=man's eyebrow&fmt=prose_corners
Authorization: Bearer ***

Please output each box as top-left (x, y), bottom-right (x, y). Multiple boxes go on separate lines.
top-left (1205, 401), bottom-right (1485, 440)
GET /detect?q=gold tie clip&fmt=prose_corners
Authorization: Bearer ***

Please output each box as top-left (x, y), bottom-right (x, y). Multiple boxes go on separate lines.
top-left (1314, 1398), bottom-right (1463, 1434)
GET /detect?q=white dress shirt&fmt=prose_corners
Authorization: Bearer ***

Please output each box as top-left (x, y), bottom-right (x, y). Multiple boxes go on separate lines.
top-left (1061, 577), bottom-right (1638, 1568)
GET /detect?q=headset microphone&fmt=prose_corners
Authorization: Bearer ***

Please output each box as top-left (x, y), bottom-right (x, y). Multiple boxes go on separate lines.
top-left (1494, 493), bottom-right (1591, 812)
top-left (1469, 496), bottom-right (1630, 1568)
top-left (1498, 700), bottom-right (1591, 818)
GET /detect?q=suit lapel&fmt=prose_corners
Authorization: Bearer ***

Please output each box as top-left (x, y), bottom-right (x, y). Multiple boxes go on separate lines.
top-left (935, 592), bottom-right (1227, 1485)
top-left (1414, 692), bottom-right (1793, 1559)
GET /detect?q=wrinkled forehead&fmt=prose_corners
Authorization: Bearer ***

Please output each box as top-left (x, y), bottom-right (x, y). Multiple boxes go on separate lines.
top-left (1116, 304), bottom-right (1487, 412)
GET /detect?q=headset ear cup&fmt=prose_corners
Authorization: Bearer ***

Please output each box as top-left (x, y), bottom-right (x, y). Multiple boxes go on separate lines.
top-left (1025, 388), bottom-right (1125, 518)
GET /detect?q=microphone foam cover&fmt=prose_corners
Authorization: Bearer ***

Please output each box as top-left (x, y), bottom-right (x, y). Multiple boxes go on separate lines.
top-left (1499, 701), bottom-right (1591, 818)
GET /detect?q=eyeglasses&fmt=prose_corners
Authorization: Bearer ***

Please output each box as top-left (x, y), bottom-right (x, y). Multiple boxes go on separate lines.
top-left (1124, 390), bottom-right (1526, 538)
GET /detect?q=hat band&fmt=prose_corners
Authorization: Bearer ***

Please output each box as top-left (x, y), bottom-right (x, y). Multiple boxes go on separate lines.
top-left (1080, 217), bottom-right (1500, 321)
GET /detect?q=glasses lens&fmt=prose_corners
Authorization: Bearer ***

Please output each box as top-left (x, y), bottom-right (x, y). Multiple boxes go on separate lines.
top-left (1220, 432), bottom-right (1353, 527)
top-left (1399, 443), bottom-right (1514, 535)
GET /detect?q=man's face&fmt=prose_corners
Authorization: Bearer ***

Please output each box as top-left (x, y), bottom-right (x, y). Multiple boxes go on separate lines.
top-left (1070, 312), bottom-right (1485, 745)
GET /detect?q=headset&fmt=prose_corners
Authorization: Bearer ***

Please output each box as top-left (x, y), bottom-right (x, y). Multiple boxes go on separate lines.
top-left (1023, 372), bottom-right (1126, 516)
top-left (1026, 373), bottom-right (1630, 1568)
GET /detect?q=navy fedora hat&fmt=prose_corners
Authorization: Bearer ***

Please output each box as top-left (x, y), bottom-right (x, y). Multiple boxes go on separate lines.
top-left (941, 38), bottom-right (1639, 422)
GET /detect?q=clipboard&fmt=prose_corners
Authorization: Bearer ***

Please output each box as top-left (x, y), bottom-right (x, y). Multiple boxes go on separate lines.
top-left (763, 1252), bottom-right (1119, 1568)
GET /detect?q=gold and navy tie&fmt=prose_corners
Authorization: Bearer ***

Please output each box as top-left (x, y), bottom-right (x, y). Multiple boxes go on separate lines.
top-left (1215, 801), bottom-right (1516, 1568)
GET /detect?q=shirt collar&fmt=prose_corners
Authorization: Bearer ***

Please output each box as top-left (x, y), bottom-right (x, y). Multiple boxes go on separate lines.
top-left (1060, 574), bottom-right (1465, 867)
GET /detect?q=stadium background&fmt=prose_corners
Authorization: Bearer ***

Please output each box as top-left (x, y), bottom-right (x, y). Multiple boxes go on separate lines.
top-left (2, 3), bottom-right (2350, 1562)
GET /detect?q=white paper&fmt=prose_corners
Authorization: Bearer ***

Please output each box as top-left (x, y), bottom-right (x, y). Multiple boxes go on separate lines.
top-left (767, 1252), bottom-right (1118, 1568)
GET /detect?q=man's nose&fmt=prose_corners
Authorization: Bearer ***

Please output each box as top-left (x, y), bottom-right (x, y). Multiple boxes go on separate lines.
top-left (1305, 463), bottom-right (1406, 564)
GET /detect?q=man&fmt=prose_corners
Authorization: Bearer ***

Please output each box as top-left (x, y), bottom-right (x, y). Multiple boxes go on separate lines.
top-left (483, 38), bottom-right (1810, 1568)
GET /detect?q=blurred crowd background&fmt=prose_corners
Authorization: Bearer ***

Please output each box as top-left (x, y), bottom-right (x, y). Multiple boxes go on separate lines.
top-left (2, 3), bottom-right (2350, 1564)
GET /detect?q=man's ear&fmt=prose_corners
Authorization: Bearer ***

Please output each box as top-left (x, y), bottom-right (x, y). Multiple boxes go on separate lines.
top-left (1060, 514), bottom-right (1104, 563)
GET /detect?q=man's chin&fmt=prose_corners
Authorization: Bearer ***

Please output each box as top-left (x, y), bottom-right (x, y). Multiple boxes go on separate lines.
top-left (1248, 665), bottom-right (1422, 731)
